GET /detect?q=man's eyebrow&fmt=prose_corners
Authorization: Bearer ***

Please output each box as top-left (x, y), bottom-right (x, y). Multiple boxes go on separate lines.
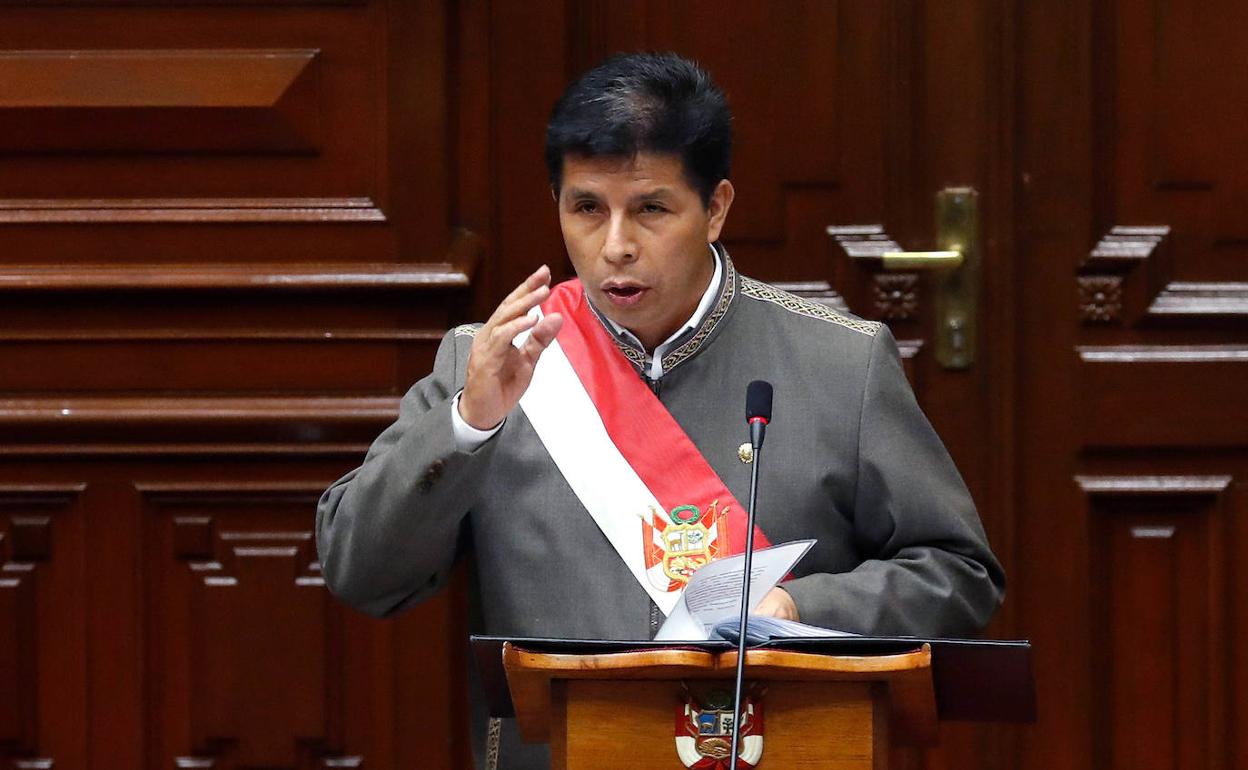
top-left (562, 187), bottom-right (601, 201)
top-left (634, 187), bottom-right (675, 201)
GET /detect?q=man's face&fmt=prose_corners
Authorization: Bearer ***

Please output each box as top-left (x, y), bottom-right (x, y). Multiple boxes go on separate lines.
top-left (557, 152), bottom-right (734, 351)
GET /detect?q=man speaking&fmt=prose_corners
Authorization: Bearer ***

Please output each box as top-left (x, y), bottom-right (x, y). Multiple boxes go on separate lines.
top-left (317, 52), bottom-right (1003, 767)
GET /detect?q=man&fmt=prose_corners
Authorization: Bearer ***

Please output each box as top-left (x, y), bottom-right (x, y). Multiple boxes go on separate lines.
top-left (317, 52), bottom-right (1003, 768)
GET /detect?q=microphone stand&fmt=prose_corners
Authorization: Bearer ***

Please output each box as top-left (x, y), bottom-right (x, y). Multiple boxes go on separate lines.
top-left (728, 418), bottom-right (765, 766)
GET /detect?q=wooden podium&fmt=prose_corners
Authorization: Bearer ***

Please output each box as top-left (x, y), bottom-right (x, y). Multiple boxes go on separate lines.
top-left (502, 642), bottom-right (941, 770)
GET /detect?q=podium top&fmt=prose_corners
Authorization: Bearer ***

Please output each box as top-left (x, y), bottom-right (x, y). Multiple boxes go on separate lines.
top-left (502, 642), bottom-right (941, 744)
top-left (470, 635), bottom-right (1035, 724)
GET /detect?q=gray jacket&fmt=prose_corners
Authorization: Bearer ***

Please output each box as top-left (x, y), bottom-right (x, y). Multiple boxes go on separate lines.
top-left (316, 254), bottom-right (1004, 767)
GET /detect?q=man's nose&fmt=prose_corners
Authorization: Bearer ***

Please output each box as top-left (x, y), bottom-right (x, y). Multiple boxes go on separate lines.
top-left (602, 214), bottom-right (637, 264)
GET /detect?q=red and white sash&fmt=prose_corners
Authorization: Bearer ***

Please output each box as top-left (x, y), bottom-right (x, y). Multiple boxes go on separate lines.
top-left (517, 279), bottom-right (771, 615)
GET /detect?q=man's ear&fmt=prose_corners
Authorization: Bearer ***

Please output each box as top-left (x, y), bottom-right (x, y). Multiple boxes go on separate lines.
top-left (705, 179), bottom-right (735, 243)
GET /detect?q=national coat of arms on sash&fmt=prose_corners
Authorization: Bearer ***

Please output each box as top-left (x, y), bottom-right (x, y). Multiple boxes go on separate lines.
top-left (675, 686), bottom-right (764, 769)
top-left (642, 501), bottom-right (729, 592)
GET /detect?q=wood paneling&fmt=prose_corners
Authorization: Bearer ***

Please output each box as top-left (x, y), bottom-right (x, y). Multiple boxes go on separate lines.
top-left (0, 0), bottom-right (478, 767)
top-left (0, 49), bottom-right (322, 153)
top-left (1020, 1), bottom-right (1248, 770)
top-left (141, 482), bottom-right (359, 769)
top-left (0, 485), bottom-right (84, 768)
top-left (1078, 346), bottom-right (1248, 446)
top-left (1080, 476), bottom-right (1233, 770)
top-left (1, 0), bottom-right (1242, 768)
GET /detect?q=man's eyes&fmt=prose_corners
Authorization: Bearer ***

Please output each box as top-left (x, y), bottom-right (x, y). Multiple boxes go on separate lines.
top-left (639, 202), bottom-right (668, 214)
top-left (574, 201), bottom-right (600, 214)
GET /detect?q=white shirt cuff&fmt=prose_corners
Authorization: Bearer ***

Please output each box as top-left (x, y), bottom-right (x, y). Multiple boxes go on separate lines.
top-left (451, 391), bottom-right (503, 451)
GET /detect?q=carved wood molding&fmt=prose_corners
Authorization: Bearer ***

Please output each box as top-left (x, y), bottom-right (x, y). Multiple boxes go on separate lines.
top-left (1074, 475), bottom-right (1232, 496)
top-left (873, 273), bottom-right (919, 321)
top-left (138, 484), bottom-right (361, 770)
top-left (1077, 344), bottom-right (1248, 362)
top-left (1076, 275), bottom-right (1123, 322)
top-left (827, 225), bottom-right (921, 321)
top-left (0, 49), bottom-right (316, 108)
top-left (0, 484), bottom-right (82, 762)
top-left (1078, 225), bottom-right (1170, 324)
top-left (1084, 226), bottom-right (1170, 270)
top-left (0, 328), bottom-right (446, 343)
top-left (0, 396), bottom-right (399, 449)
top-left (0, 198), bottom-right (386, 225)
top-left (0, 262), bottom-right (470, 292)
top-left (1148, 282), bottom-right (1248, 316)
top-left (0, 49), bottom-right (321, 152)
top-left (826, 224), bottom-right (902, 258)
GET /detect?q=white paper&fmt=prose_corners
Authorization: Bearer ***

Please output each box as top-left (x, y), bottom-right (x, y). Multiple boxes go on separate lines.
top-left (654, 540), bottom-right (815, 641)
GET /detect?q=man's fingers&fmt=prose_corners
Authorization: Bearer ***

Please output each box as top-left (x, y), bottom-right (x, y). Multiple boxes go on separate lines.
top-left (485, 279), bottom-right (551, 333)
top-left (490, 265), bottom-right (553, 324)
top-left (520, 313), bottom-right (563, 361)
top-left (489, 312), bottom-right (539, 348)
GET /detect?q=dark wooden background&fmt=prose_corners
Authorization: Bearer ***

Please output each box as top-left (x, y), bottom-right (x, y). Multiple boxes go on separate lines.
top-left (1, 2), bottom-right (1245, 769)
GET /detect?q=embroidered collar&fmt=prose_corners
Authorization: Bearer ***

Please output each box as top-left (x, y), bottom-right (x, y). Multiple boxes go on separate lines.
top-left (584, 243), bottom-right (739, 377)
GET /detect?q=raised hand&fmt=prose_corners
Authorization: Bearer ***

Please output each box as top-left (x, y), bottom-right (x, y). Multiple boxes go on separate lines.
top-left (458, 265), bottom-right (565, 430)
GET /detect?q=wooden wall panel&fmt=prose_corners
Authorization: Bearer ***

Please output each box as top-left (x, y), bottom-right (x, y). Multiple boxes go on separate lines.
top-left (141, 482), bottom-right (359, 769)
top-left (1077, 346), bottom-right (1248, 447)
top-left (0, 0), bottom-right (459, 265)
top-left (1080, 476), bottom-right (1232, 770)
top-left (1020, 1), bottom-right (1248, 768)
top-left (0, 0), bottom-right (482, 767)
top-left (0, 485), bottom-right (85, 769)
top-left (0, 49), bottom-right (323, 153)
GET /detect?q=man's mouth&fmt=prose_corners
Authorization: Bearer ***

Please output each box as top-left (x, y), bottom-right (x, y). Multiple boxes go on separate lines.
top-left (602, 284), bottom-right (648, 307)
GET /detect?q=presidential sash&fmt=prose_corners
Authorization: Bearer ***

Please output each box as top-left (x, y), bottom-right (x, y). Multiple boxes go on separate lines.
top-left (517, 279), bottom-right (771, 615)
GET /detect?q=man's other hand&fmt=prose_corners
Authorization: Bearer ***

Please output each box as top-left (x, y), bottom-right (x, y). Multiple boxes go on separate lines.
top-left (459, 265), bottom-right (565, 431)
top-left (753, 586), bottom-right (799, 621)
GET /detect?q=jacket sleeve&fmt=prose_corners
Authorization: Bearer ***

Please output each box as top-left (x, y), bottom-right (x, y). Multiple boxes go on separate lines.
top-left (315, 327), bottom-right (497, 617)
top-left (780, 326), bottom-right (1006, 637)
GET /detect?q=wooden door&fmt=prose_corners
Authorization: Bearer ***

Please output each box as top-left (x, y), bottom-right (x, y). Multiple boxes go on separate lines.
top-left (1017, 2), bottom-right (1248, 769)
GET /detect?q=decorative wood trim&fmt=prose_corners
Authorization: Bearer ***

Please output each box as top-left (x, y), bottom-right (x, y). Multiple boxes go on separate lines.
top-left (1074, 475), bottom-right (1232, 496)
top-left (0, 483), bottom-right (87, 504)
top-left (1078, 226), bottom-right (1170, 324)
top-left (1077, 275), bottom-right (1123, 322)
top-left (0, 49), bottom-right (317, 109)
top-left (0, 396), bottom-right (398, 425)
top-left (0, 0), bottom-right (363, 6)
top-left (894, 340), bottom-right (924, 361)
top-left (874, 273), bottom-right (919, 320)
top-left (136, 481), bottom-right (330, 501)
top-left (0, 329), bottom-right (446, 343)
top-left (1077, 345), bottom-right (1248, 362)
top-left (1083, 226), bottom-right (1170, 271)
top-left (0, 263), bottom-right (470, 292)
top-left (0, 396), bottom-right (398, 448)
top-left (826, 224), bottom-right (902, 258)
top-left (1148, 282), bottom-right (1248, 316)
top-left (0, 443), bottom-right (372, 458)
top-left (0, 198), bottom-right (386, 224)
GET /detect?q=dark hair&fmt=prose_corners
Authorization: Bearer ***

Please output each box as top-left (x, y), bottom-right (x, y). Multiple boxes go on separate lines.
top-left (544, 52), bottom-right (732, 206)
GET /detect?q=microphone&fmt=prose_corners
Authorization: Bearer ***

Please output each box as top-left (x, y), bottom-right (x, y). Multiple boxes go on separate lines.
top-left (730, 380), bottom-right (773, 766)
top-left (746, 379), bottom-right (773, 450)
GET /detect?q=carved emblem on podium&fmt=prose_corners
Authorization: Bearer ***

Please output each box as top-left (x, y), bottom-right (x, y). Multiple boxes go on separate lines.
top-left (675, 686), bottom-right (764, 769)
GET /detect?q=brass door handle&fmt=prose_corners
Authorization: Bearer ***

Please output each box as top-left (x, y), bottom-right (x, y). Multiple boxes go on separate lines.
top-left (830, 187), bottom-right (980, 369)
top-left (880, 250), bottom-right (963, 271)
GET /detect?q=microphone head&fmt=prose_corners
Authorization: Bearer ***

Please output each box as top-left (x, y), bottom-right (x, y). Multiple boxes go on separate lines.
top-left (746, 380), bottom-right (773, 424)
